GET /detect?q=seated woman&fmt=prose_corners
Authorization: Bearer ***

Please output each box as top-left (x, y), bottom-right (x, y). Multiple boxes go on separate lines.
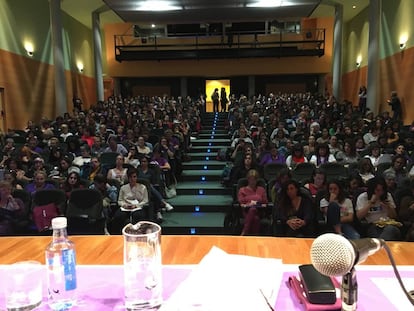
top-left (277, 180), bottom-right (314, 237)
top-left (358, 158), bottom-right (375, 185)
top-left (125, 145), bottom-right (140, 168)
top-left (259, 143), bottom-right (286, 167)
top-left (107, 154), bottom-right (128, 185)
top-left (319, 180), bottom-right (360, 239)
top-left (81, 156), bottom-right (103, 182)
top-left (0, 181), bottom-right (25, 235)
top-left (237, 169), bottom-right (268, 236)
top-left (286, 143), bottom-right (307, 170)
top-left (3, 170), bottom-right (23, 190)
top-left (61, 171), bottom-right (84, 199)
top-left (24, 170), bottom-right (56, 196)
top-left (112, 168), bottom-right (150, 233)
top-left (309, 143), bottom-right (336, 167)
top-left (355, 176), bottom-right (401, 241)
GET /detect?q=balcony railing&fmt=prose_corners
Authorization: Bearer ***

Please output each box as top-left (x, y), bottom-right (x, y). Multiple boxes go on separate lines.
top-left (114, 28), bottom-right (325, 62)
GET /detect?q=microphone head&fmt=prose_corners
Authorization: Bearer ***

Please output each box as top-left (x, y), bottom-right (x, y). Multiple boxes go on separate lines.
top-left (310, 233), bottom-right (356, 276)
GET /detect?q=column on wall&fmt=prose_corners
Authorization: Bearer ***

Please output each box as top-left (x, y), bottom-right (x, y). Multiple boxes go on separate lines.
top-left (92, 7), bottom-right (107, 102)
top-left (49, 0), bottom-right (67, 116)
top-left (332, 3), bottom-right (343, 101)
top-left (180, 77), bottom-right (188, 98)
top-left (248, 76), bottom-right (255, 99)
top-left (367, 0), bottom-right (381, 115)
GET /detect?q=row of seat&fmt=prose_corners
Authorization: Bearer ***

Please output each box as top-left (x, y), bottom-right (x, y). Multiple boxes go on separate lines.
top-left (261, 160), bottom-right (398, 185)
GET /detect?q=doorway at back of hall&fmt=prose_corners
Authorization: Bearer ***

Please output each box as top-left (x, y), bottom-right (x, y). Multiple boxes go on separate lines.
top-left (205, 79), bottom-right (230, 113)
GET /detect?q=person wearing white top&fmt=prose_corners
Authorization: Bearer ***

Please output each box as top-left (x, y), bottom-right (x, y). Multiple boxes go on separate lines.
top-left (355, 177), bottom-right (401, 240)
top-left (111, 168), bottom-right (150, 233)
top-left (319, 180), bottom-right (360, 239)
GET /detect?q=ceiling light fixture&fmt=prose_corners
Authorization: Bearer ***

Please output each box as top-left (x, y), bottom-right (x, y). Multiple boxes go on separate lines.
top-left (136, 1), bottom-right (181, 11)
top-left (247, 0), bottom-right (295, 8)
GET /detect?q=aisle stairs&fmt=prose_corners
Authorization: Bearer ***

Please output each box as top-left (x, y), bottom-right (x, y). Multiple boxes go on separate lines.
top-left (162, 112), bottom-right (233, 234)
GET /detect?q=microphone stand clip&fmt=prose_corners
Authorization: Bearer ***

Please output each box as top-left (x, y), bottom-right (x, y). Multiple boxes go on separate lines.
top-left (341, 267), bottom-right (357, 311)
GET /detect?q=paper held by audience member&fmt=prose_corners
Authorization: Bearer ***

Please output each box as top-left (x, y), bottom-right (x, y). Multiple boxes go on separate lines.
top-left (160, 246), bottom-right (283, 311)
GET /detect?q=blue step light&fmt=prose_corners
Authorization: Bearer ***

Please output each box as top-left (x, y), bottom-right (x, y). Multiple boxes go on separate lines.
top-left (194, 206), bottom-right (200, 212)
top-left (198, 189), bottom-right (204, 195)
top-left (207, 149), bottom-right (211, 153)
top-left (203, 165), bottom-right (208, 170)
top-left (201, 176), bottom-right (206, 181)
top-left (190, 228), bottom-right (196, 234)
top-left (205, 156), bottom-right (209, 160)
top-left (211, 136), bottom-right (214, 139)
top-left (209, 142), bottom-right (212, 146)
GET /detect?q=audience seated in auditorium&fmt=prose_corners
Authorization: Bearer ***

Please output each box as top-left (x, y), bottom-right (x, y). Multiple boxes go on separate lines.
top-left (276, 180), bottom-right (314, 237)
top-left (286, 143), bottom-right (307, 170)
top-left (106, 154), bottom-right (128, 185)
top-left (112, 168), bottom-right (150, 233)
top-left (355, 177), bottom-right (401, 241)
top-left (319, 180), bottom-right (360, 239)
top-left (237, 169), bottom-right (268, 236)
top-left (0, 181), bottom-right (25, 235)
top-left (61, 171), bottom-right (85, 199)
top-left (304, 168), bottom-right (327, 197)
top-left (24, 170), bottom-right (55, 195)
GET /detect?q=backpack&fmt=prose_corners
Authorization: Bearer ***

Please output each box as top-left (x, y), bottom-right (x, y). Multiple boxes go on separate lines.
top-left (32, 203), bottom-right (59, 232)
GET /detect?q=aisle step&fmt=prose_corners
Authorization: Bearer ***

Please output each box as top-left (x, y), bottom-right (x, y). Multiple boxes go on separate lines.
top-left (161, 212), bottom-right (227, 235)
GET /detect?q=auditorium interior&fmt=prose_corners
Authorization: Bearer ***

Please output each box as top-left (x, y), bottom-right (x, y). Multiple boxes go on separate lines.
top-left (1, 0), bottom-right (414, 241)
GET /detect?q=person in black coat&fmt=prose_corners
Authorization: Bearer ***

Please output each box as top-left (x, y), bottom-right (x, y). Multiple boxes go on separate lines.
top-left (387, 91), bottom-right (402, 121)
top-left (220, 87), bottom-right (228, 112)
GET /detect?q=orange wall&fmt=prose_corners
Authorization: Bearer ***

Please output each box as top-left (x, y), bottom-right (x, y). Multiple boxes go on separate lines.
top-left (342, 46), bottom-right (414, 124)
top-left (0, 49), bottom-right (96, 130)
top-left (104, 17), bottom-right (334, 78)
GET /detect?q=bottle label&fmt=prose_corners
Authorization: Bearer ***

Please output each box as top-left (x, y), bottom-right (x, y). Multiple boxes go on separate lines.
top-left (62, 249), bottom-right (77, 291)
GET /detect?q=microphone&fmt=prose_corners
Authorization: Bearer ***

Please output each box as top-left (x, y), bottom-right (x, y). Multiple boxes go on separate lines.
top-left (310, 233), bottom-right (385, 276)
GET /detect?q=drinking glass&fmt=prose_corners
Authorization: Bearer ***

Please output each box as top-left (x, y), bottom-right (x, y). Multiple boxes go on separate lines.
top-left (4, 261), bottom-right (43, 311)
top-left (123, 221), bottom-right (162, 310)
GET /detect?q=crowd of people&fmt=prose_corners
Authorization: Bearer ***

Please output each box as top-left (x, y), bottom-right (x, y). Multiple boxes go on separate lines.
top-left (1, 89), bottom-right (414, 241)
top-left (0, 95), bottom-right (203, 234)
top-left (226, 90), bottom-right (414, 241)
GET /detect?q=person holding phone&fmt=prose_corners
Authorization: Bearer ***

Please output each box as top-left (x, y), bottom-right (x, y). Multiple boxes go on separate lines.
top-left (356, 177), bottom-right (401, 240)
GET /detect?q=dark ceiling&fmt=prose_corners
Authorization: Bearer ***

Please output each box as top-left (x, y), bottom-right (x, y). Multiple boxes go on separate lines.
top-left (102, 0), bottom-right (322, 24)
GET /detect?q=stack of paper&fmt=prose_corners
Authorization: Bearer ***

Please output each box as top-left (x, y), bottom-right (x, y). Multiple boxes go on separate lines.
top-left (161, 246), bottom-right (283, 311)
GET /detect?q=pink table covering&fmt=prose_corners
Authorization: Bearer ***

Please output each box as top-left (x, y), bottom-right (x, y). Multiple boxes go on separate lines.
top-left (1, 265), bottom-right (413, 310)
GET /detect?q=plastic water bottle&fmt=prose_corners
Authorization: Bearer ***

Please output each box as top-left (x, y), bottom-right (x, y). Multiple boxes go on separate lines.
top-left (45, 217), bottom-right (77, 310)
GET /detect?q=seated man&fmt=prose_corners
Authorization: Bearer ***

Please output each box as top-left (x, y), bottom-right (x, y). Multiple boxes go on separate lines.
top-left (89, 174), bottom-right (118, 221)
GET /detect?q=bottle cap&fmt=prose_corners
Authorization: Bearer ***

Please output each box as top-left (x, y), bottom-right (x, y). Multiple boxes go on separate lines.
top-left (51, 217), bottom-right (67, 229)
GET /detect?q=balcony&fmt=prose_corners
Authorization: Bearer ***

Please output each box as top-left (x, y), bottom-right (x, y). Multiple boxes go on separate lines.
top-left (114, 29), bottom-right (325, 62)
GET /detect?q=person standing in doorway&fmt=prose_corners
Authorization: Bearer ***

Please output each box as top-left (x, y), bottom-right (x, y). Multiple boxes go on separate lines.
top-left (220, 87), bottom-right (228, 112)
top-left (211, 88), bottom-right (219, 112)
